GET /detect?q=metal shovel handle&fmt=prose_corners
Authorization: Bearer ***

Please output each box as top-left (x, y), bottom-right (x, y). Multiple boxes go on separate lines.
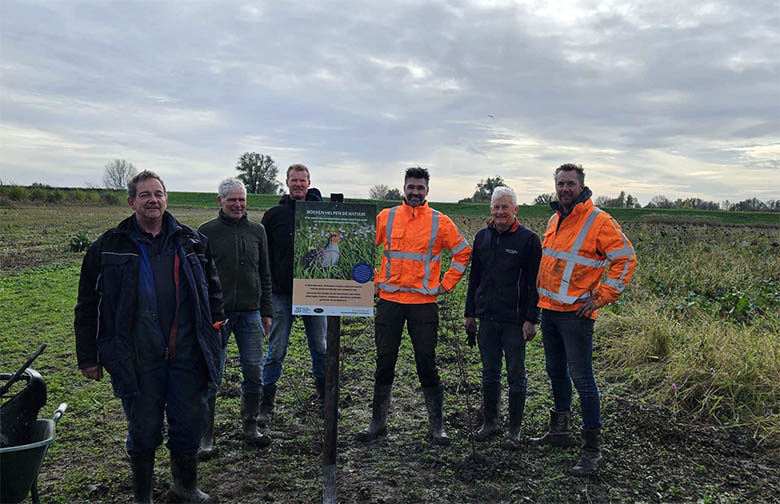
top-left (0, 343), bottom-right (47, 397)
top-left (53, 403), bottom-right (68, 424)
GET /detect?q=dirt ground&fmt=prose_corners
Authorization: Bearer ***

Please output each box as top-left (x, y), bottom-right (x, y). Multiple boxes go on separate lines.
top-left (4, 205), bottom-right (776, 503)
top-left (36, 315), bottom-right (779, 504)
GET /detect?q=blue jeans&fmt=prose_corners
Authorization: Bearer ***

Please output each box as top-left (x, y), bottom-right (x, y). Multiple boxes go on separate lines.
top-left (262, 293), bottom-right (327, 386)
top-left (540, 309), bottom-right (602, 430)
top-left (208, 310), bottom-right (265, 398)
top-left (477, 319), bottom-right (527, 394)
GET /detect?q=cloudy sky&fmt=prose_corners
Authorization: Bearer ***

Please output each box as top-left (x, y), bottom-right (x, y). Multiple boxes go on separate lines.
top-left (1, 0), bottom-right (778, 205)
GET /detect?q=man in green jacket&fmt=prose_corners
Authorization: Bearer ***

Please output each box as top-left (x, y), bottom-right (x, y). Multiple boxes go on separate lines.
top-left (197, 178), bottom-right (273, 457)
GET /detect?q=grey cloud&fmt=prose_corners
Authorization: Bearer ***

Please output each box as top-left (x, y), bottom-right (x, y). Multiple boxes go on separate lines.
top-left (0, 0), bottom-right (777, 203)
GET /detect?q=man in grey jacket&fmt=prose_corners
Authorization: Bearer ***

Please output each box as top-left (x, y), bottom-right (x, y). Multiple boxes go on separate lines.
top-left (198, 178), bottom-right (273, 457)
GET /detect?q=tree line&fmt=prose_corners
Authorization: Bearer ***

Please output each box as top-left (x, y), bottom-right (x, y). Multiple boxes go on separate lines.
top-left (96, 158), bottom-right (778, 212)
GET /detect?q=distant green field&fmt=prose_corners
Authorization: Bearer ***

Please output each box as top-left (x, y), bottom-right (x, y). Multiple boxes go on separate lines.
top-left (166, 191), bottom-right (780, 226)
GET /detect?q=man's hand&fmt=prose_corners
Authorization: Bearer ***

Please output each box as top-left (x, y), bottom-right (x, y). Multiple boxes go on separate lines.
top-left (81, 365), bottom-right (103, 381)
top-left (437, 285), bottom-right (449, 295)
top-left (522, 321), bottom-right (537, 341)
top-left (464, 317), bottom-right (477, 348)
top-left (262, 316), bottom-right (272, 335)
top-left (575, 297), bottom-right (598, 318)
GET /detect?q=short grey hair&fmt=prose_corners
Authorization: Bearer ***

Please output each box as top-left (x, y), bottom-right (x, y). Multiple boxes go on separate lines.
top-left (218, 178), bottom-right (247, 199)
top-left (491, 186), bottom-right (517, 207)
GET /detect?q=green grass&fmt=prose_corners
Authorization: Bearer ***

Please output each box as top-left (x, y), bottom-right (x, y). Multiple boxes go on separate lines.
top-left (166, 191), bottom-right (283, 209)
top-left (1, 204), bottom-right (779, 502)
top-left (164, 191), bottom-right (780, 226)
top-left (597, 222), bottom-right (780, 445)
top-left (4, 186), bottom-right (777, 225)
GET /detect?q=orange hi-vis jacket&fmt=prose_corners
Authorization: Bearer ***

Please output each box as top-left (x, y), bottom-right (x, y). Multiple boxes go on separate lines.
top-left (537, 196), bottom-right (636, 319)
top-left (376, 200), bottom-right (472, 304)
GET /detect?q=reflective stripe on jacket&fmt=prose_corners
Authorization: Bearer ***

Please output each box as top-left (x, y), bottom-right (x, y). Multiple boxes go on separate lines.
top-left (74, 212), bottom-right (226, 398)
top-left (376, 200), bottom-right (471, 304)
top-left (537, 197), bottom-right (636, 318)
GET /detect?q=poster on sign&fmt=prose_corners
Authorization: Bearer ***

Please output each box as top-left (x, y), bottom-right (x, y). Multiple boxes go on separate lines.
top-left (292, 201), bottom-right (376, 316)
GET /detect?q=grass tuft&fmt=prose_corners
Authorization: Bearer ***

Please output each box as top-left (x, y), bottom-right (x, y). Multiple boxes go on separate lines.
top-left (599, 303), bottom-right (780, 446)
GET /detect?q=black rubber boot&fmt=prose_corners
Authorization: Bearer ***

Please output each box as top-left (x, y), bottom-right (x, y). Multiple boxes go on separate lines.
top-left (422, 385), bottom-right (450, 446)
top-left (170, 453), bottom-right (211, 503)
top-left (315, 377), bottom-right (326, 410)
top-left (570, 428), bottom-right (602, 476)
top-left (473, 382), bottom-right (501, 441)
top-left (501, 390), bottom-right (526, 450)
top-left (529, 409), bottom-right (577, 447)
top-left (197, 395), bottom-right (217, 461)
top-left (355, 384), bottom-right (392, 442)
top-left (130, 451), bottom-right (155, 504)
top-left (257, 383), bottom-right (276, 427)
top-left (241, 393), bottom-right (272, 447)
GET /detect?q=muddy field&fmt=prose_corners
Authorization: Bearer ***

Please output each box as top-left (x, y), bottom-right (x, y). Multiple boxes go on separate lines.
top-left (1, 205), bottom-right (778, 503)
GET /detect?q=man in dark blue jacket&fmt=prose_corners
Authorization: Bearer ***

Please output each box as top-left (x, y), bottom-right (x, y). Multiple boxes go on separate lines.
top-left (464, 186), bottom-right (541, 449)
top-left (75, 171), bottom-right (226, 503)
top-left (258, 164), bottom-right (327, 423)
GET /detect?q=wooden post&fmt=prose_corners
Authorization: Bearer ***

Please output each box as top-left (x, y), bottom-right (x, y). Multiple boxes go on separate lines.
top-left (323, 193), bottom-right (345, 503)
top-left (322, 315), bottom-right (340, 504)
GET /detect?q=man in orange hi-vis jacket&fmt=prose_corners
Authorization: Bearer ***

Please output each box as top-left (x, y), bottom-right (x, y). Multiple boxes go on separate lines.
top-left (531, 163), bottom-right (636, 476)
top-left (356, 166), bottom-right (471, 446)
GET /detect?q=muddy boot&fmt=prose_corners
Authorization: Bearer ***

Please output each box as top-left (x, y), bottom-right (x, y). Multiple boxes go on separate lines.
top-left (529, 409), bottom-right (576, 447)
top-left (242, 393), bottom-right (272, 447)
top-left (570, 428), bottom-right (602, 476)
top-left (257, 383), bottom-right (276, 427)
top-left (170, 453), bottom-right (210, 503)
top-left (422, 385), bottom-right (450, 446)
top-left (473, 382), bottom-right (500, 441)
top-left (315, 377), bottom-right (326, 411)
top-left (130, 451), bottom-right (155, 504)
top-left (501, 390), bottom-right (526, 450)
top-left (197, 395), bottom-right (217, 461)
top-left (355, 384), bottom-right (392, 442)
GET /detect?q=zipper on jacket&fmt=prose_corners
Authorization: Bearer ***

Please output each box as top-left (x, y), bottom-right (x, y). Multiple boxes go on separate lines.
top-left (516, 271), bottom-right (523, 323)
top-left (232, 225), bottom-right (239, 312)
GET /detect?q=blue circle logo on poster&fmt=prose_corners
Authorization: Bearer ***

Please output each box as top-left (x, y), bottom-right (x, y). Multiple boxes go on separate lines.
top-left (351, 263), bottom-right (373, 283)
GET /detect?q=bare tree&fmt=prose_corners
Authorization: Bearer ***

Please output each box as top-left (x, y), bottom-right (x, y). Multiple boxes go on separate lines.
top-left (385, 188), bottom-right (402, 200)
top-left (648, 195), bottom-right (673, 209)
top-left (533, 193), bottom-right (555, 205)
top-left (368, 184), bottom-right (402, 200)
top-left (103, 159), bottom-right (137, 189)
top-left (369, 184), bottom-right (390, 199)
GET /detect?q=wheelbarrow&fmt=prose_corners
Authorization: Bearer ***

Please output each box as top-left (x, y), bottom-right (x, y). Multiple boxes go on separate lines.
top-left (1, 344), bottom-right (49, 449)
top-left (0, 403), bottom-right (67, 503)
top-left (1, 344), bottom-right (67, 503)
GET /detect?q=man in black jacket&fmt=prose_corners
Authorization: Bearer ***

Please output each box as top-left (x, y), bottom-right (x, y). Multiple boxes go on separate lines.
top-left (464, 186), bottom-right (542, 448)
top-left (258, 164), bottom-right (327, 423)
top-left (198, 178), bottom-right (273, 456)
top-left (74, 171), bottom-right (226, 503)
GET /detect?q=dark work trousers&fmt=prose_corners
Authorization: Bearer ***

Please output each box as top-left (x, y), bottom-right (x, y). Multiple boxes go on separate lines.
top-left (477, 319), bottom-right (527, 394)
top-left (374, 299), bottom-right (440, 388)
top-left (121, 353), bottom-right (209, 456)
top-left (122, 279), bottom-right (209, 457)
